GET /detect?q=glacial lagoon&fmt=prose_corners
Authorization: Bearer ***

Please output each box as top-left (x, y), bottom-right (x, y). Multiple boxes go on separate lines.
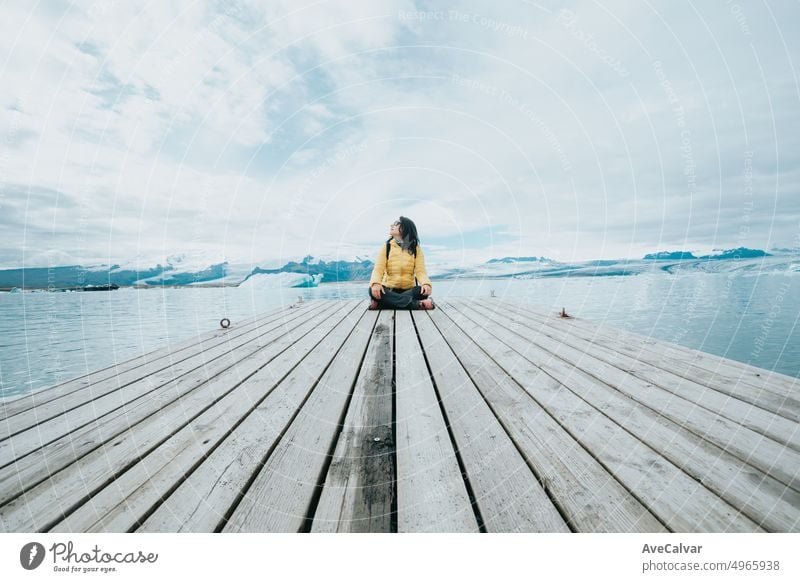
top-left (1, 271), bottom-right (798, 399)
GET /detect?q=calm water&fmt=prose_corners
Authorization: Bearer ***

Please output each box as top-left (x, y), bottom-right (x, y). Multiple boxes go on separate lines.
top-left (1, 272), bottom-right (798, 399)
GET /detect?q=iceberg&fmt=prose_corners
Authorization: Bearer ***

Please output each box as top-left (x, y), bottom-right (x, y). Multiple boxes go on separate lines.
top-left (238, 272), bottom-right (322, 289)
top-left (643, 251), bottom-right (697, 260)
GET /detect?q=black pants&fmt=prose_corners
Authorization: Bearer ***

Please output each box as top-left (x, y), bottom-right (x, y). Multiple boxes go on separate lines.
top-left (368, 285), bottom-right (429, 310)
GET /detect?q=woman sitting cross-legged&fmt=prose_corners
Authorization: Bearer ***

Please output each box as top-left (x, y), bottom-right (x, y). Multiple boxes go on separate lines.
top-left (368, 216), bottom-right (435, 310)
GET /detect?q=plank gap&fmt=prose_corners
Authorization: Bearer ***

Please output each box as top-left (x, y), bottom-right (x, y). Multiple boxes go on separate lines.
top-left (390, 310), bottom-right (399, 533)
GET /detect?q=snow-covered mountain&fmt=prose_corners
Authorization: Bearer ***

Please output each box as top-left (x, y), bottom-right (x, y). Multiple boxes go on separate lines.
top-left (436, 256), bottom-right (563, 279)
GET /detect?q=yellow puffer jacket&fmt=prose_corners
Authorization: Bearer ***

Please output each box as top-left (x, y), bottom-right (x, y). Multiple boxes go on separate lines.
top-left (369, 239), bottom-right (432, 290)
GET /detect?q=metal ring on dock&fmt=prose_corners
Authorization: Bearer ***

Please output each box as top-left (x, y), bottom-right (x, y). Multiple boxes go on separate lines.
top-left (220, 318), bottom-right (231, 329)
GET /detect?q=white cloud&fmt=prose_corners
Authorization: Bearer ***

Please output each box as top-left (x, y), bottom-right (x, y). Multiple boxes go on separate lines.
top-left (1, 0), bottom-right (798, 268)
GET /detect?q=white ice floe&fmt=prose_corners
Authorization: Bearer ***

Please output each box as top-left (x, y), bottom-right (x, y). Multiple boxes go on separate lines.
top-left (237, 272), bottom-right (322, 288)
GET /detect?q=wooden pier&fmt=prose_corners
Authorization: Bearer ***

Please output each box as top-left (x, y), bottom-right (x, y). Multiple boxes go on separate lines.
top-left (1, 299), bottom-right (798, 533)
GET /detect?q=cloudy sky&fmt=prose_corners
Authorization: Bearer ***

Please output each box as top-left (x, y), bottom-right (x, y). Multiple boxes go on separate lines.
top-left (1, 0), bottom-right (798, 270)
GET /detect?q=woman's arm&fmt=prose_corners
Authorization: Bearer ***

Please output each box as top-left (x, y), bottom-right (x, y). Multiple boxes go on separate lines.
top-left (414, 245), bottom-right (432, 288)
top-left (369, 244), bottom-right (387, 286)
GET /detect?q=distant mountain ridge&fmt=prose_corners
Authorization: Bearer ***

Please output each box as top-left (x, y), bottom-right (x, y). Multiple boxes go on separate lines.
top-left (0, 247), bottom-right (791, 289)
top-left (643, 251), bottom-right (698, 260)
top-left (644, 247), bottom-right (770, 260)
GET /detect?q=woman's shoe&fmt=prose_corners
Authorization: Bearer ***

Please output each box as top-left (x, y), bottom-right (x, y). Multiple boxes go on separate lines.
top-left (369, 299), bottom-right (379, 310)
top-left (417, 298), bottom-right (435, 310)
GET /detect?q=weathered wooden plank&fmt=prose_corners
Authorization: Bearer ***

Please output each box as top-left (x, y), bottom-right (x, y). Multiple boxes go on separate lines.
top-left (50, 302), bottom-right (364, 533)
top-left (0, 301), bottom-right (329, 457)
top-left (443, 301), bottom-right (785, 532)
top-left (463, 299), bottom-right (800, 452)
top-left (462, 300), bottom-right (800, 493)
top-left (310, 310), bottom-right (395, 533)
top-left (426, 308), bottom-right (667, 533)
top-left (494, 299), bottom-right (800, 424)
top-left (0, 301), bottom-right (348, 525)
top-left (190, 309), bottom-right (379, 533)
top-left (413, 310), bottom-right (570, 532)
top-left (393, 311), bottom-right (478, 532)
top-left (0, 303), bottom-right (301, 419)
top-left (498, 299), bottom-right (799, 402)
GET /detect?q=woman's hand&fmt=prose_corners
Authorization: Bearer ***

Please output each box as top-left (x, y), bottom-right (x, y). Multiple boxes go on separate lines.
top-left (371, 283), bottom-right (385, 300)
top-left (421, 284), bottom-right (432, 297)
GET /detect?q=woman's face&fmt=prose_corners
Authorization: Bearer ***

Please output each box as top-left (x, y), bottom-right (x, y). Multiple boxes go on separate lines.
top-left (389, 220), bottom-right (402, 238)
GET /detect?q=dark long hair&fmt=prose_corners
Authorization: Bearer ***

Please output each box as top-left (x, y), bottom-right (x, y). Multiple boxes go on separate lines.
top-left (388, 215), bottom-right (420, 256)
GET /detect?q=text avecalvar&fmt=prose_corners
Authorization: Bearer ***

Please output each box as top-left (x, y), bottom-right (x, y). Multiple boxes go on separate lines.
top-left (642, 543), bottom-right (702, 554)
